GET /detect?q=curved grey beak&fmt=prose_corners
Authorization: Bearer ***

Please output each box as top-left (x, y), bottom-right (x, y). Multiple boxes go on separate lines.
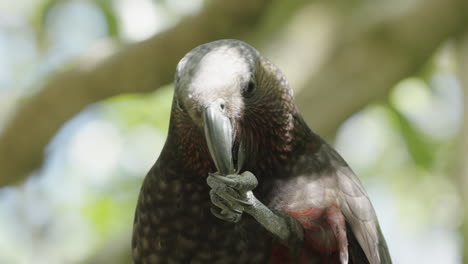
top-left (203, 99), bottom-right (235, 175)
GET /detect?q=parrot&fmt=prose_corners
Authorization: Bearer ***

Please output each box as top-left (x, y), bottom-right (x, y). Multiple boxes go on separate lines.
top-left (132, 39), bottom-right (392, 264)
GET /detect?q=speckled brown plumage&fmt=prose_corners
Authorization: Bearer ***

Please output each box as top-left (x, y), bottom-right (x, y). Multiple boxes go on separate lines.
top-left (132, 40), bottom-right (391, 264)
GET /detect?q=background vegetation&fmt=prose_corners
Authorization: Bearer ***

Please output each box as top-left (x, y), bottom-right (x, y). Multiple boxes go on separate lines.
top-left (0, 0), bottom-right (467, 263)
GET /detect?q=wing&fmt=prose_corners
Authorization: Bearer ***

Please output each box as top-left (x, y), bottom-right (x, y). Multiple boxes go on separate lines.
top-left (269, 140), bottom-right (391, 263)
top-left (326, 144), bottom-right (392, 264)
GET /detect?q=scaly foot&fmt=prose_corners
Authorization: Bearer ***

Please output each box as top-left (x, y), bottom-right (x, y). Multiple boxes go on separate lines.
top-left (207, 171), bottom-right (258, 223)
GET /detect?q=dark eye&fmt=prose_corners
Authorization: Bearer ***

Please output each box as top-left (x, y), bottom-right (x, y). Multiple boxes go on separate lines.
top-left (176, 99), bottom-right (186, 112)
top-left (243, 80), bottom-right (256, 98)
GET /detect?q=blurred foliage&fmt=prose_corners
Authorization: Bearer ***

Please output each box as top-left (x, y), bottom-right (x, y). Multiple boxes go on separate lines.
top-left (387, 102), bottom-right (437, 170)
top-left (0, 0), bottom-right (465, 263)
top-left (104, 84), bottom-right (174, 133)
top-left (83, 194), bottom-right (131, 239)
top-left (33, 0), bottom-right (119, 50)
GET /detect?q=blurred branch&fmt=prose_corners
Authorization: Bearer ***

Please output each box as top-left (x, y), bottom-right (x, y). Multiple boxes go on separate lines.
top-left (297, 0), bottom-right (467, 139)
top-left (0, 0), bottom-right (466, 188)
top-left (456, 32), bottom-right (468, 264)
top-left (0, 0), bottom-right (273, 186)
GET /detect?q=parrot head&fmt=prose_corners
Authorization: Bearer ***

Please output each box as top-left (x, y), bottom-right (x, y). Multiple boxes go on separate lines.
top-left (172, 39), bottom-right (296, 175)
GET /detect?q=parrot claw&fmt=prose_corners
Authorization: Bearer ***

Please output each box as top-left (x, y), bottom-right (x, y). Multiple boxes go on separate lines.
top-left (210, 189), bottom-right (243, 214)
top-left (208, 171), bottom-right (258, 191)
top-left (209, 174), bottom-right (237, 185)
top-left (219, 188), bottom-right (253, 206)
top-left (226, 194), bottom-right (253, 206)
top-left (207, 171), bottom-right (258, 223)
top-left (210, 208), bottom-right (241, 223)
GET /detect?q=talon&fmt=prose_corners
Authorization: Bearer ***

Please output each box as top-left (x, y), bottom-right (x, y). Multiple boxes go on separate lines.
top-left (210, 208), bottom-right (241, 223)
top-left (230, 196), bottom-right (253, 206)
top-left (218, 189), bottom-right (252, 206)
top-left (210, 208), bottom-right (228, 220)
top-left (230, 207), bottom-right (243, 214)
top-left (207, 173), bottom-right (234, 189)
top-left (211, 174), bottom-right (237, 186)
top-left (207, 171), bottom-right (258, 224)
top-left (210, 190), bottom-right (243, 215)
top-left (208, 171), bottom-right (258, 192)
top-left (207, 175), bottom-right (219, 189)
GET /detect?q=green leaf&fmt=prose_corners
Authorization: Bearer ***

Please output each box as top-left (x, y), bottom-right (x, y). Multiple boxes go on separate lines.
top-left (386, 103), bottom-right (436, 169)
top-left (104, 84), bottom-right (174, 132)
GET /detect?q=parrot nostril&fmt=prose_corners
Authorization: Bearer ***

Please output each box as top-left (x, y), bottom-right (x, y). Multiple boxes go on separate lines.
top-left (220, 103), bottom-right (225, 111)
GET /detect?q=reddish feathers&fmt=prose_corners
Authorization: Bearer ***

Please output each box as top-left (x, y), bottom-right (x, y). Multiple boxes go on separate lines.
top-left (270, 205), bottom-right (348, 264)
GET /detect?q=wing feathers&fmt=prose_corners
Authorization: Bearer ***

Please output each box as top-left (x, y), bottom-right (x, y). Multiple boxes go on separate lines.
top-left (335, 166), bottom-right (391, 264)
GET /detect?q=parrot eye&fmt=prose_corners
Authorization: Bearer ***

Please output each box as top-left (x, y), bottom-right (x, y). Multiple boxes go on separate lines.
top-left (243, 80), bottom-right (256, 98)
top-left (176, 99), bottom-right (186, 112)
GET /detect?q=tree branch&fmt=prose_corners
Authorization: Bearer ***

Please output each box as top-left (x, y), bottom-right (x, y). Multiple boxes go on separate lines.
top-left (0, 0), bottom-right (466, 187)
top-left (0, 0), bottom-right (272, 186)
top-left (296, 0), bottom-right (467, 139)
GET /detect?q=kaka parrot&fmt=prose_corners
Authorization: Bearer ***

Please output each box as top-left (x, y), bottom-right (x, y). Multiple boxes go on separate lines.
top-left (132, 39), bottom-right (391, 263)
